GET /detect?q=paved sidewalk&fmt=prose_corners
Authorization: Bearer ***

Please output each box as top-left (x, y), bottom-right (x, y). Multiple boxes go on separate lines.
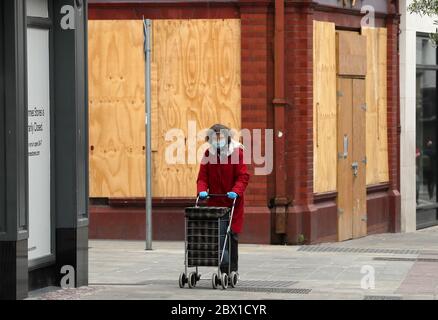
top-left (28, 226), bottom-right (438, 300)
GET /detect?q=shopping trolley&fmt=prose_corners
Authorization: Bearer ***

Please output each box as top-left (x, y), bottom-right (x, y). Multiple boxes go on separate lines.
top-left (178, 194), bottom-right (238, 290)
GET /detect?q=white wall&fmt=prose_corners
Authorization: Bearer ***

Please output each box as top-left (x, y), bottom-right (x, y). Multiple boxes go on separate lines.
top-left (399, 0), bottom-right (438, 232)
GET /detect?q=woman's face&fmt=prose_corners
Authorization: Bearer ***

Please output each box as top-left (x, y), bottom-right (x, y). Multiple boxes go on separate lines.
top-left (210, 132), bottom-right (227, 149)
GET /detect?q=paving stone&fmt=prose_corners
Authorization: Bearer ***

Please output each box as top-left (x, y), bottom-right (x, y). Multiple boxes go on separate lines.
top-left (27, 226), bottom-right (438, 300)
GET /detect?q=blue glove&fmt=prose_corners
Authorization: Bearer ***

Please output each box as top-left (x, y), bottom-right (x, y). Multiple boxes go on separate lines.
top-left (199, 191), bottom-right (208, 199)
top-left (227, 191), bottom-right (238, 199)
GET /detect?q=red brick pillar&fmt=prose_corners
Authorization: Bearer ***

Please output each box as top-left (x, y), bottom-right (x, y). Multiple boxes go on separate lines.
top-left (386, 6), bottom-right (401, 233)
top-left (284, 1), bottom-right (316, 244)
top-left (239, 0), bottom-right (273, 244)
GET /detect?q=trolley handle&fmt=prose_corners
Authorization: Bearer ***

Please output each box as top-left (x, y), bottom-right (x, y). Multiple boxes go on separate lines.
top-left (207, 193), bottom-right (230, 197)
top-left (195, 193), bottom-right (237, 208)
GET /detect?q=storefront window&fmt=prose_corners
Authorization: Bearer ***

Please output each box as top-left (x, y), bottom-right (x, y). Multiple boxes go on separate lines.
top-left (417, 37), bottom-right (437, 65)
top-left (26, 0), bottom-right (53, 265)
top-left (416, 34), bottom-right (438, 228)
top-left (26, 0), bottom-right (48, 18)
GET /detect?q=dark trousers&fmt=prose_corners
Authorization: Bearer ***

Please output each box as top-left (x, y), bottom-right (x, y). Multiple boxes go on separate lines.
top-left (230, 231), bottom-right (239, 272)
top-left (220, 231), bottom-right (238, 273)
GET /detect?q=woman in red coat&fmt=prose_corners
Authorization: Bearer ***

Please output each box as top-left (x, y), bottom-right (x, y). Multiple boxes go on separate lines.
top-left (197, 124), bottom-right (250, 274)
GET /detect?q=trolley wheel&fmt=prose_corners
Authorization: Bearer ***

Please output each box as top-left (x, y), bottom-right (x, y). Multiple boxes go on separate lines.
top-left (179, 272), bottom-right (187, 288)
top-left (196, 273), bottom-right (201, 282)
top-left (212, 273), bottom-right (218, 289)
top-left (221, 273), bottom-right (229, 290)
top-left (230, 271), bottom-right (239, 288)
top-left (188, 272), bottom-right (197, 289)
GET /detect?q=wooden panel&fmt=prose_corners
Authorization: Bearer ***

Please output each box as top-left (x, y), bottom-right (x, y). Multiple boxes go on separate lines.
top-left (362, 27), bottom-right (389, 185)
top-left (88, 20), bottom-right (146, 197)
top-left (336, 31), bottom-right (367, 77)
top-left (352, 79), bottom-right (367, 238)
top-left (377, 28), bottom-right (389, 182)
top-left (313, 20), bottom-right (337, 193)
top-left (337, 78), bottom-right (353, 241)
top-left (363, 27), bottom-right (378, 185)
top-left (89, 19), bottom-right (241, 198)
top-left (152, 19), bottom-right (241, 197)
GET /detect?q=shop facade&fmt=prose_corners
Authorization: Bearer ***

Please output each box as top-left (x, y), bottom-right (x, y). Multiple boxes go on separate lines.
top-left (0, 0), bottom-right (88, 300)
top-left (88, 0), bottom-right (401, 244)
top-left (400, 0), bottom-right (438, 231)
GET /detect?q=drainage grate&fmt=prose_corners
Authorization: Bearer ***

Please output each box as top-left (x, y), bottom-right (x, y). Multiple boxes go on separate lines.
top-left (298, 246), bottom-right (420, 255)
top-left (192, 280), bottom-right (309, 294)
top-left (418, 258), bottom-right (438, 262)
top-left (91, 280), bottom-right (177, 286)
top-left (373, 257), bottom-right (438, 263)
top-left (233, 287), bottom-right (311, 294)
top-left (142, 280), bottom-right (180, 286)
top-left (419, 250), bottom-right (438, 256)
top-left (238, 280), bottom-right (298, 288)
top-left (364, 295), bottom-right (402, 300)
top-left (136, 279), bottom-right (299, 288)
top-left (91, 279), bottom-right (309, 294)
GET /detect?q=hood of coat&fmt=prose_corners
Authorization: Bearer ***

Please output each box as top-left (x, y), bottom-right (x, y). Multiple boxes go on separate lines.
top-left (208, 139), bottom-right (244, 157)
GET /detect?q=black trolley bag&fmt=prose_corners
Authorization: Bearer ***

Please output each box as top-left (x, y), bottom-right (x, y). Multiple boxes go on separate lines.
top-left (178, 194), bottom-right (238, 290)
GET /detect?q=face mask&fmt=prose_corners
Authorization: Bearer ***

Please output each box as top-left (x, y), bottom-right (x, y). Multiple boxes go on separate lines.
top-left (212, 139), bottom-right (227, 149)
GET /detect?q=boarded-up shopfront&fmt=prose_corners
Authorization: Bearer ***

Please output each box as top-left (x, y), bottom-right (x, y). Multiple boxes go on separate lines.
top-left (89, 19), bottom-right (241, 198)
top-left (313, 22), bottom-right (391, 241)
top-left (88, 0), bottom-right (400, 244)
top-left (310, 0), bottom-right (400, 243)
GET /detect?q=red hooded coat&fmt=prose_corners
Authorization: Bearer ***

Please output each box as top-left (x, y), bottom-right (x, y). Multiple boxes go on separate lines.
top-left (196, 144), bottom-right (250, 234)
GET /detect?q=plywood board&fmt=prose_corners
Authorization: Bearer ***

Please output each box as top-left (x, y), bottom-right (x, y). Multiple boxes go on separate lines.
top-left (313, 20), bottom-right (337, 193)
top-left (88, 19), bottom-right (241, 198)
top-left (377, 28), bottom-right (389, 182)
top-left (152, 19), bottom-right (241, 197)
top-left (362, 27), bottom-right (389, 185)
top-left (352, 79), bottom-right (367, 238)
top-left (88, 20), bottom-right (146, 197)
top-left (336, 31), bottom-right (367, 77)
top-left (337, 78), bottom-right (353, 241)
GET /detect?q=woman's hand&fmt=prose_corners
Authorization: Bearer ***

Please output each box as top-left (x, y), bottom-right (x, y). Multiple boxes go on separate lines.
top-left (199, 191), bottom-right (208, 199)
top-left (227, 192), bottom-right (238, 199)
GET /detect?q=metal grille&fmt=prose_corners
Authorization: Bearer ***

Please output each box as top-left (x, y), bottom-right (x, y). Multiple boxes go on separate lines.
top-left (298, 246), bottom-right (420, 255)
top-left (233, 287), bottom-right (311, 294)
top-left (192, 280), bottom-right (309, 294)
top-left (364, 295), bottom-right (402, 300)
top-left (373, 257), bottom-right (438, 263)
top-left (94, 279), bottom-right (310, 294)
top-left (238, 280), bottom-right (298, 288)
top-left (93, 280), bottom-right (298, 287)
top-left (420, 250), bottom-right (438, 256)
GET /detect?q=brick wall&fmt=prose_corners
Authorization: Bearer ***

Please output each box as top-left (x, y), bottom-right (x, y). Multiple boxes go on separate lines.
top-left (88, 0), bottom-right (274, 243)
top-left (386, 7), bottom-right (401, 232)
top-left (240, 4), bottom-right (273, 208)
top-left (285, 4), bottom-right (314, 207)
top-left (387, 15), bottom-right (400, 192)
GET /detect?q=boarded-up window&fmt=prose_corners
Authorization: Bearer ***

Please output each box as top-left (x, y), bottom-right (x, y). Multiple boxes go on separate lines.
top-left (362, 27), bottom-right (389, 184)
top-left (313, 20), bottom-right (337, 193)
top-left (88, 19), bottom-right (241, 198)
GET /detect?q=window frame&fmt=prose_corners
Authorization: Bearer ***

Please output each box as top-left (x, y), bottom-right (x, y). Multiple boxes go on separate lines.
top-left (26, 0), bottom-right (56, 270)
